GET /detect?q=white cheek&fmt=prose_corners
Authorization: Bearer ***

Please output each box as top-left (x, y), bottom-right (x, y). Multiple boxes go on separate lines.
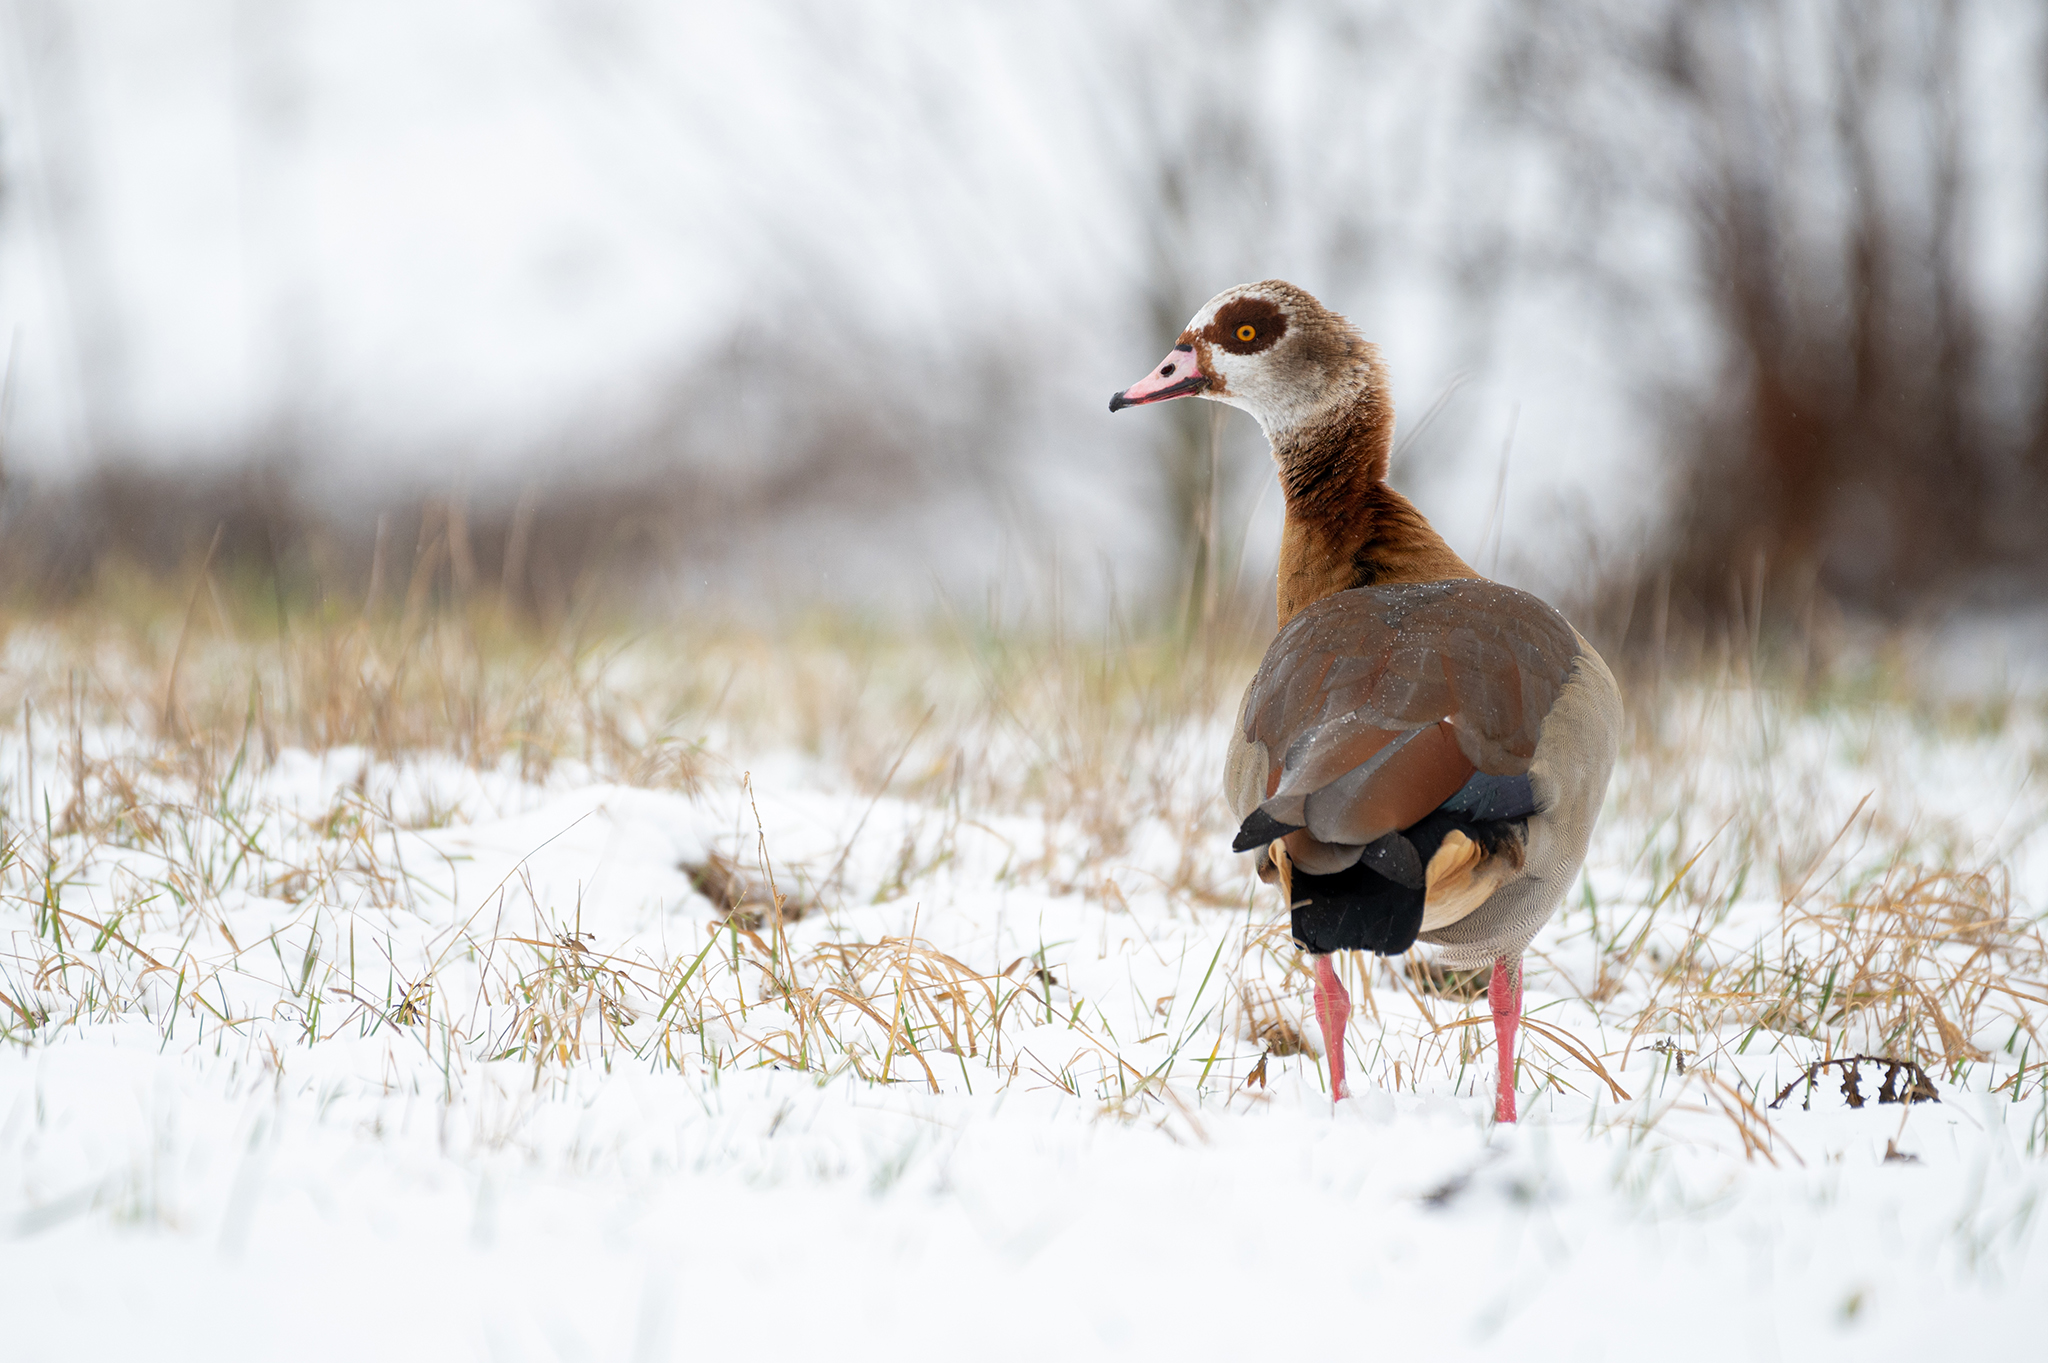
top-left (1204, 361), bottom-right (1270, 427)
top-left (1211, 356), bottom-right (1319, 437)
top-left (1210, 353), bottom-right (1255, 393)
top-left (1216, 356), bottom-right (1278, 405)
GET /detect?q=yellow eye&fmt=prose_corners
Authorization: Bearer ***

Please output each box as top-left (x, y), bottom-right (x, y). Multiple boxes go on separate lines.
top-left (1236, 324), bottom-right (1257, 342)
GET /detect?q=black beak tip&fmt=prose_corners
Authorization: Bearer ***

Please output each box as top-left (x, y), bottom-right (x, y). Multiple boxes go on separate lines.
top-left (1108, 391), bottom-right (1131, 413)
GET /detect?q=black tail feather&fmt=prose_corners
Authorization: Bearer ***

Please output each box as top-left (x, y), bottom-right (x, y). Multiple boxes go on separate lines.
top-left (1232, 806), bottom-right (1301, 853)
top-left (1288, 811), bottom-right (1525, 956)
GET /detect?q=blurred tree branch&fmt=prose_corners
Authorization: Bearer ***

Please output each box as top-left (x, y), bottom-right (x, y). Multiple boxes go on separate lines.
top-left (1494, 0), bottom-right (2048, 635)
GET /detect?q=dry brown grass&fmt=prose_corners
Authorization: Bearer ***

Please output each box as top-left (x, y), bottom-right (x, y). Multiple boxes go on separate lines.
top-left (2, 567), bottom-right (2044, 1158)
top-left (0, 566), bottom-right (1266, 1109)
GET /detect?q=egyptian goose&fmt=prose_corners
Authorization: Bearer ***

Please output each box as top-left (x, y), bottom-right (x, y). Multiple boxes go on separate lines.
top-left (1111, 281), bottom-right (1621, 1121)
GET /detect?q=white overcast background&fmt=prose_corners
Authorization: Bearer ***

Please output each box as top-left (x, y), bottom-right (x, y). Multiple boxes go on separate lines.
top-left (3, 0), bottom-right (2044, 609)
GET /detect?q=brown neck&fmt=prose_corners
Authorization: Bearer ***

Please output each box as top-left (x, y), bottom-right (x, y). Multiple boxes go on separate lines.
top-left (1272, 394), bottom-right (1479, 626)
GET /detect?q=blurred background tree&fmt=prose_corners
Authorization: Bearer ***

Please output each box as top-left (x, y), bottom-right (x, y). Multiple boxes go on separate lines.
top-left (1, 0), bottom-right (2043, 648)
top-left (1496, 0), bottom-right (2048, 636)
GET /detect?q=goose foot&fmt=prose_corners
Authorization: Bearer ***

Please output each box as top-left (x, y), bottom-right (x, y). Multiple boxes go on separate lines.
top-left (1490, 956), bottom-right (1522, 1122)
top-left (1313, 954), bottom-right (1352, 1102)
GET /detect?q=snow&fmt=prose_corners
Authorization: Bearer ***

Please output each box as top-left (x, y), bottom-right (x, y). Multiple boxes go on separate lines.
top-left (2, 667), bottom-right (2045, 1359)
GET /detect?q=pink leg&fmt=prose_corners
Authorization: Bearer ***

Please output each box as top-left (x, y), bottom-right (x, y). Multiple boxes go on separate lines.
top-left (1313, 954), bottom-right (1352, 1102)
top-left (1490, 955), bottom-right (1522, 1122)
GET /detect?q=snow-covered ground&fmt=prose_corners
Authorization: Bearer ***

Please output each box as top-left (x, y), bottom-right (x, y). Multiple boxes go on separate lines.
top-left (2, 627), bottom-right (2045, 1360)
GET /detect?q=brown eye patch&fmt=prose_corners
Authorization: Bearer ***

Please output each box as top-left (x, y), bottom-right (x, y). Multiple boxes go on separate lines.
top-left (1208, 296), bottom-right (1286, 355)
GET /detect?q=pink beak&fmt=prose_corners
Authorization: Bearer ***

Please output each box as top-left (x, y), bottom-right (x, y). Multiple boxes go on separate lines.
top-left (1109, 344), bottom-right (1208, 411)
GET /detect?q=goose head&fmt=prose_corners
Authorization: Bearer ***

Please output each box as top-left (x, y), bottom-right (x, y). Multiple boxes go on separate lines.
top-left (1108, 280), bottom-right (1382, 440)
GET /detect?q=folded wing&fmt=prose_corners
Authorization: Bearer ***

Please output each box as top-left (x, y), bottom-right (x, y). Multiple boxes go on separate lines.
top-left (1230, 580), bottom-right (1577, 871)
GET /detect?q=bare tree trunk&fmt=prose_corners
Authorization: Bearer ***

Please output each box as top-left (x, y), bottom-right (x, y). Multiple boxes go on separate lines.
top-left (1502, 0), bottom-right (2030, 627)
top-left (2027, 16), bottom-right (2048, 539)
